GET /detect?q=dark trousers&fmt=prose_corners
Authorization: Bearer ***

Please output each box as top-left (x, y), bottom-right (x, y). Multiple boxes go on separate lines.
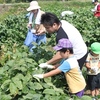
top-left (77, 52), bottom-right (88, 70)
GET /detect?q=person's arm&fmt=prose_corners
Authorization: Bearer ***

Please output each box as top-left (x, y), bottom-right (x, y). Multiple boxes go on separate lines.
top-left (29, 12), bottom-right (33, 25)
top-left (27, 12), bottom-right (33, 29)
top-left (85, 62), bottom-right (91, 69)
top-left (33, 68), bottom-right (62, 79)
top-left (43, 60), bottom-right (71, 78)
top-left (97, 55), bottom-right (100, 68)
top-left (33, 60), bottom-right (69, 79)
top-left (46, 51), bottom-right (62, 65)
top-left (43, 68), bottom-right (62, 78)
top-left (98, 61), bottom-right (100, 68)
top-left (35, 10), bottom-right (46, 35)
top-left (94, 10), bottom-right (100, 13)
top-left (85, 53), bottom-right (91, 69)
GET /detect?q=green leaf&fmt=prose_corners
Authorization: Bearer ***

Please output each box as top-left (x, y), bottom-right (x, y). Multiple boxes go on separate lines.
top-left (26, 58), bottom-right (33, 63)
top-left (33, 75), bottom-right (40, 82)
top-left (20, 66), bottom-right (27, 72)
top-left (2, 65), bottom-right (9, 72)
top-left (1, 79), bottom-right (11, 89)
top-left (29, 82), bottom-right (43, 90)
top-left (1, 95), bottom-right (12, 100)
top-left (12, 77), bottom-right (23, 90)
top-left (15, 73), bottom-right (25, 80)
top-left (9, 82), bottom-right (18, 95)
top-left (41, 83), bottom-right (51, 89)
top-left (23, 93), bottom-right (42, 100)
top-left (43, 89), bottom-right (56, 95)
top-left (46, 82), bottom-right (56, 88)
top-left (54, 88), bottom-right (64, 95)
top-left (44, 95), bottom-right (70, 100)
top-left (7, 60), bottom-right (15, 66)
top-left (24, 73), bottom-right (32, 82)
top-left (59, 95), bottom-right (71, 100)
top-left (33, 82), bottom-right (43, 90)
top-left (15, 66), bottom-right (27, 72)
top-left (81, 95), bottom-right (92, 100)
top-left (22, 85), bottom-right (30, 94)
top-left (32, 94), bottom-right (42, 100)
top-left (0, 67), bottom-right (4, 75)
top-left (14, 80), bottom-right (23, 90)
top-left (38, 59), bottom-right (46, 64)
top-left (18, 59), bottom-right (25, 65)
top-left (44, 77), bottom-right (52, 83)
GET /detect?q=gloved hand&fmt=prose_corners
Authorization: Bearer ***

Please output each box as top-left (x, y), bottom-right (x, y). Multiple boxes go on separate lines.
top-left (33, 74), bottom-right (44, 79)
top-left (91, 9), bottom-right (95, 12)
top-left (39, 63), bottom-right (54, 69)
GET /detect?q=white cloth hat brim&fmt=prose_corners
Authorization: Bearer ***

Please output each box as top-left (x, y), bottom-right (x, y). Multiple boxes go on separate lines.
top-left (27, 6), bottom-right (41, 11)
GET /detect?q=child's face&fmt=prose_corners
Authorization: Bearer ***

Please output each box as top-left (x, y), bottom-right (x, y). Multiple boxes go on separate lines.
top-left (60, 51), bottom-right (69, 59)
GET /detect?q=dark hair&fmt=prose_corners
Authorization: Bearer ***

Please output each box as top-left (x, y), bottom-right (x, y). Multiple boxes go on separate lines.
top-left (41, 12), bottom-right (60, 26)
top-left (94, 0), bottom-right (98, 2)
top-left (58, 48), bottom-right (73, 54)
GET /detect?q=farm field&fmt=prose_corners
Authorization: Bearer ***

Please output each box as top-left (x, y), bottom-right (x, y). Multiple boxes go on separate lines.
top-left (0, 1), bottom-right (100, 100)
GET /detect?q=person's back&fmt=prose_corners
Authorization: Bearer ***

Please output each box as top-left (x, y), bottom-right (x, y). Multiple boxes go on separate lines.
top-left (24, 1), bottom-right (46, 52)
top-left (64, 56), bottom-right (86, 94)
top-left (60, 20), bottom-right (87, 60)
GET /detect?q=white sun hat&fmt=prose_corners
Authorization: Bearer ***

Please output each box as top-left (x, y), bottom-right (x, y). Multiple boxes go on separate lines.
top-left (27, 1), bottom-right (41, 11)
top-left (61, 11), bottom-right (74, 17)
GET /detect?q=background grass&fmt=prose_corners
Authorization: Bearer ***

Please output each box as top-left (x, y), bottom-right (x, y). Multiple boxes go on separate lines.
top-left (0, 0), bottom-right (95, 21)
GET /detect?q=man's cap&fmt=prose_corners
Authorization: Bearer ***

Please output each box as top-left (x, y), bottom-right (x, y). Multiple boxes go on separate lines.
top-left (91, 42), bottom-right (100, 54)
top-left (27, 1), bottom-right (41, 11)
top-left (53, 38), bottom-right (73, 51)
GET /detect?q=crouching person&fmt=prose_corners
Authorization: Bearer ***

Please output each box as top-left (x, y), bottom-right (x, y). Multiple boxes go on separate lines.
top-left (33, 38), bottom-right (86, 98)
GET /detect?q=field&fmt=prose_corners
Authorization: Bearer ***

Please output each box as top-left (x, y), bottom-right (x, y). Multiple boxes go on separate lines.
top-left (0, 1), bottom-right (100, 100)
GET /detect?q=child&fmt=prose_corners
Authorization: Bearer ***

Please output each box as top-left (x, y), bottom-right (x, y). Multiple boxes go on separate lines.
top-left (33, 38), bottom-right (86, 98)
top-left (91, 0), bottom-right (100, 19)
top-left (85, 42), bottom-right (100, 100)
top-left (24, 1), bottom-right (46, 52)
